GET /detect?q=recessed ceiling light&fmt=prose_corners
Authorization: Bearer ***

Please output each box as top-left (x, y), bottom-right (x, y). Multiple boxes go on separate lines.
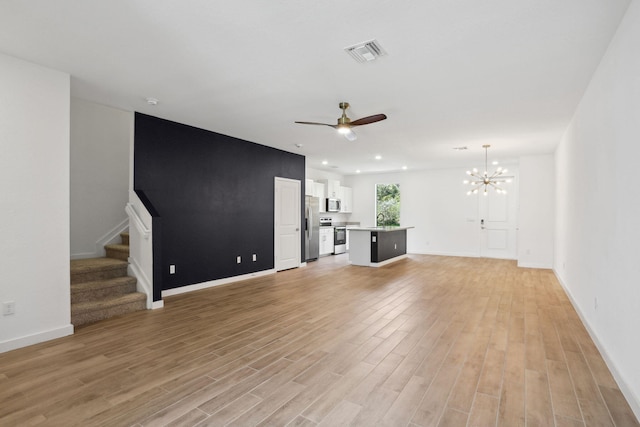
top-left (375, 155), bottom-right (382, 160)
top-left (402, 166), bottom-right (408, 170)
top-left (322, 160), bottom-right (328, 165)
top-left (492, 160), bottom-right (499, 165)
top-left (145, 97), bottom-right (159, 106)
top-left (356, 169), bottom-right (361, 174)
top-left (295, 143), bottom-right (303, 148)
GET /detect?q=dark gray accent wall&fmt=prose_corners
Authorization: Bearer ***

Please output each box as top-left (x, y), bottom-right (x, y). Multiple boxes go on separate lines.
top-left (134, 113), bottom-right (305, 293)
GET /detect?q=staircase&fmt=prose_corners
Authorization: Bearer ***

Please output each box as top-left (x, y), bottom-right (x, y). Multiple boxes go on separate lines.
top-left (70, 232), bottom-right (146, 327)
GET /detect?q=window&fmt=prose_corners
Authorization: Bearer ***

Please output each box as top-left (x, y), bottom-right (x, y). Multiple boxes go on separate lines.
top-left (376, 183), bottom-right (400, 226)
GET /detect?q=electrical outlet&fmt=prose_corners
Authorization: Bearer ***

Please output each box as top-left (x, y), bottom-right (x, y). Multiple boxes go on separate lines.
top-left (237, 256), bottom-right (241, 264)
top-left (3, 301), bottom-right (15, 316)
top-left (169, 265), bottom-right (176, 274)
top-left (252, 254), bottom-right (257, 262)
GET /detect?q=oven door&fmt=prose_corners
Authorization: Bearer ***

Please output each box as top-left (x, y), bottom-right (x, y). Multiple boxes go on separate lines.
top-left (334, 226), bottom-right (346, 246)
top-left (333, 226), bottom-right (346, 254)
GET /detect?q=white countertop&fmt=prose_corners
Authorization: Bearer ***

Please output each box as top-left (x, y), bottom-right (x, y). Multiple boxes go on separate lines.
top-left (348, 226), bottom-right (415, 232)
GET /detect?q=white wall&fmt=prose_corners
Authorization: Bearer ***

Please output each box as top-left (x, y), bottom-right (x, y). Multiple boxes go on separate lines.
top-left (70, 98), bottom-right (132, 258)
top-left (555, 1), bottom-right (640, 417)
top-left (344, 166), bottom-right (521, 257)
top-left (305, 166), bottom-right (344, 183)
top-left (517, 155), bottom-right (555, 268)
top-left (0, 53), bottom-right (73, 352)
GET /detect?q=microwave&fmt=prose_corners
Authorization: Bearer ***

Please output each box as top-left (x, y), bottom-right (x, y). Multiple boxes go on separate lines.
top-left (326, 198), bottom-right (341, 212)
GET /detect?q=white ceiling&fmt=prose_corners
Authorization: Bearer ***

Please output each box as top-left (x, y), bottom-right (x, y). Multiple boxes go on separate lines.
top-left (0, 0), bottom-right (631, 175)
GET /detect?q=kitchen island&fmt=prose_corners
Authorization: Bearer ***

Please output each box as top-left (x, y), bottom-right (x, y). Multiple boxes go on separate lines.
top-left (348, 226), bottom-right (414, 267)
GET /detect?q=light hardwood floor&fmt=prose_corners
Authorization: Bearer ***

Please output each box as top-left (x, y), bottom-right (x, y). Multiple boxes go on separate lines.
top-left (1, 255), bottom-right (638, 426)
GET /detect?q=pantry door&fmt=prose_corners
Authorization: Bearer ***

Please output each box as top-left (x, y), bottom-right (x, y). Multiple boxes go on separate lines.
top-left (275, 177), bottom-right (301, 271)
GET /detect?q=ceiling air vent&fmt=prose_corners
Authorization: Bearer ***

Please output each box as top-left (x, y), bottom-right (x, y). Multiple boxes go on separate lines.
top-left (344, 39), bottom-right (387, 63)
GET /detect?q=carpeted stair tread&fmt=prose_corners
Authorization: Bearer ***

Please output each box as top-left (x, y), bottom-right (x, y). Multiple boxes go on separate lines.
top-left (120, 232), bottom-right (129, 246)
top-left (72, 292), bottom-right (146, 314)
top-left (71, 276), bottom-right (137, 303)
top-left (71, 257), bottom-right (128, 272)
top-left (105, 243), bottom-right (129, 261)
top-left (105, 243), bottom-right (129, 251)
top-left (71, 257), bottom-right (128, 284)
top-left (71, 292), bottom-right (146, 327)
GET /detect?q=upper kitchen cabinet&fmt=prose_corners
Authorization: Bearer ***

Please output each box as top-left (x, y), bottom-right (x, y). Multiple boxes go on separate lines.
top-left (320, 179), bottom-right (341, 199)
top-left (305, 179), bottom-right (314, 196)
top-left (314, 182), bottom-right (326, 212)
top-left (340, 186), bottom-right (353, 213)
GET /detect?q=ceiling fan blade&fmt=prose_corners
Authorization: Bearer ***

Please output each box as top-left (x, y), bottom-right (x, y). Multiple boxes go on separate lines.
top-left (343, 129), bottom-right (357, 141)
top-left (350, 113), bottom-right (387, 127)
top-left (294, 121), bottom-right (336, 128)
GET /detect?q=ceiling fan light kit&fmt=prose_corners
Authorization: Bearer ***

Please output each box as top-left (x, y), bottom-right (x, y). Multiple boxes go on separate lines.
top-left (463, 145), bottom-right (512, 195)
top-left (295, 101), bottom-right (387, 141)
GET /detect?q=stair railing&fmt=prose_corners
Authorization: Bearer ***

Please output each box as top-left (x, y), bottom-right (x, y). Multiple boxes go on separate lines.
top-left (125, 203), bottom-right (150, 239)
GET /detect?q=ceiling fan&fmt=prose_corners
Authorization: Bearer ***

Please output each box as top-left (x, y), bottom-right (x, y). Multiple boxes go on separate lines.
top-left (295, 102), bottom-right (387, 141)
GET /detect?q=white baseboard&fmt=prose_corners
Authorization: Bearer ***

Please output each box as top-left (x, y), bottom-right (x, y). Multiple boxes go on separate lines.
top-left (0, 324), bottom-right (74, 354)
top-left (162, 269), bottom-right (276, 298)
top-left (70, 251), bottom-right (98, 260)
top-left (553, 269), bottom-right (640, 421)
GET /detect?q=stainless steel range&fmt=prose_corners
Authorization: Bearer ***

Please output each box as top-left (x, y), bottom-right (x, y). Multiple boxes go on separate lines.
top-left (318, 218), bottom-right (346, 255)
top-left (333, 226), bottom-right (346, 254)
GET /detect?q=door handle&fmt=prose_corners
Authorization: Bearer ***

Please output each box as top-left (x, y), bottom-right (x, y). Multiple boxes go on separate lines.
top-left (480, 219), bottom-right (485, 230)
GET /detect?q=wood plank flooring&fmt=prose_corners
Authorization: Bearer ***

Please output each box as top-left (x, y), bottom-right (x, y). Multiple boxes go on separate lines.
top-left (1, 255), bottom-right (638, 426)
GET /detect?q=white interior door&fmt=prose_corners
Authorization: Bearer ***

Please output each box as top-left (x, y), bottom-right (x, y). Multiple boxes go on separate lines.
top-left (479, 183), bottom-right (518, 259)
top-left (275, 177), bottom-right (301, 271)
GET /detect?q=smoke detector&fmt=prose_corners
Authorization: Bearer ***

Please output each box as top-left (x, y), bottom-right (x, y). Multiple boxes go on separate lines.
top-left (344, 39), bottom-right (387, 63)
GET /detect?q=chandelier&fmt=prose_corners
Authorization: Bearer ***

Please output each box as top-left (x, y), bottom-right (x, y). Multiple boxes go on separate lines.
top-left (464, 145), bottom-right (512, 195)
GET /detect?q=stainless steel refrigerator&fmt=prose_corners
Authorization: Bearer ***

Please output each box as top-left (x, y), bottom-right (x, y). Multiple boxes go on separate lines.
top-left (305, 196), bottom-right (320, 261)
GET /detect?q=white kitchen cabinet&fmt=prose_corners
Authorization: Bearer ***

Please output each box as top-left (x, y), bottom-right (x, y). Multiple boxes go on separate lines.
top-left (314, 182), bottom-right (326, 212)
top-left (340, 186), bottom-right (353, 213)
top-left (305, 179), bottom-right (315, 196)
top-left (320, 179), bottom-right (341, 198)
top-left (319, 227), bottom-right (334, 255)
